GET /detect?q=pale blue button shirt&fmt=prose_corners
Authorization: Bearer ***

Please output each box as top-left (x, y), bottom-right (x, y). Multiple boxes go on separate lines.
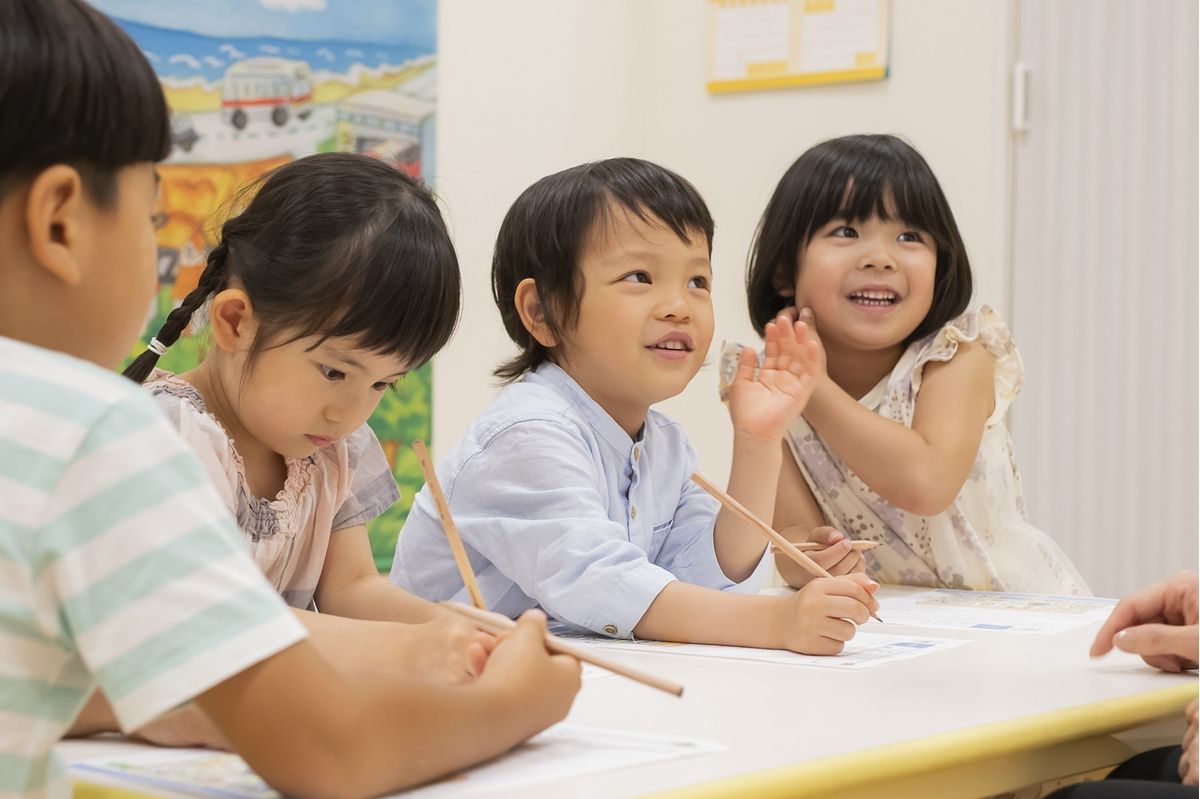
top-left (391, 362), bottom-right (767, 638)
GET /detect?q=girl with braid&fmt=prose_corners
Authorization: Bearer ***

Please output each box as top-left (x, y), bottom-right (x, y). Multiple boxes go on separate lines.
top-left (124, 152), bottom-right (496, 684)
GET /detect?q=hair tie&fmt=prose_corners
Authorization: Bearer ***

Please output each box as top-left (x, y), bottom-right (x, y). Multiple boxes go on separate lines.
top-left (146, 338), bottom-right (168, 356)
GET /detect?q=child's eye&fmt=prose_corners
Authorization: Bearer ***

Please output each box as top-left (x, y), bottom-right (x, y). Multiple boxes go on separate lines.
top-left (898, 230), bottom-right (925, 243)
top-left (831, 225), bottom-right (858, 238)
top-left (620, 271), bottom-right (651, 284)
top-left (372, 380), bottom-right (398, 392)
top-left (688, 276), bottom-right (710, 290)
top-left (318, 365), bottom-right (346, 382)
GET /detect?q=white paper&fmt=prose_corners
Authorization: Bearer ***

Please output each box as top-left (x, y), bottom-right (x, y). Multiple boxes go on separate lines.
top-left (878, 589), bottom-right (1117, 635)
top-left (565, 631), bottom-right (966, 670)
top-left (71, 725), bottom-right (722, 799)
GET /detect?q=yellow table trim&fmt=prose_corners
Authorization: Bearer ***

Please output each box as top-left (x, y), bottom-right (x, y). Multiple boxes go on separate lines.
top-left (650, 682), bottom-right (1196, 799)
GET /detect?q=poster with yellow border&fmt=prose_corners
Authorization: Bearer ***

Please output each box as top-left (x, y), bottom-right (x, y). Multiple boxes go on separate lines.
top-left (707, 0), bottom-right (889, 94)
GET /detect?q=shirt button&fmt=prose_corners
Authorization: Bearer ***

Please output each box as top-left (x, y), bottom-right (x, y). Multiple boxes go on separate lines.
top-left (630, 505), bottom-right (638, 519)
top-left (603, 624), bottom-right (618, 636)
top-left (633, 447), bottom-right (640, 462)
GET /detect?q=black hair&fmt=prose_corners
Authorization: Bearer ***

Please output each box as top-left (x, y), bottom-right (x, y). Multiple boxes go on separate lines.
top-left (747, 134), bottom-right (973, 343)
top-left (124, 152), bottom-right (461, 383)
top-left (491, 157), bottom-right (714, 382)
top-left (0, 0), bottom-right (171, 205)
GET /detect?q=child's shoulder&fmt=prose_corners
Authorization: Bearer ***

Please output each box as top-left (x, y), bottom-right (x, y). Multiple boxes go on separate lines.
top-left (907, 306), bottom-right (1018, 386)
top-left (0, 336), bottom-right (163, 432)
top-left (469, 377), bottom-right (590, 446)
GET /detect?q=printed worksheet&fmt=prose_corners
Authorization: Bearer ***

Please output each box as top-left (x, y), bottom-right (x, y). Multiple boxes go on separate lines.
top-left (565, 631), bottom-right (966, 670)
top-left (878, 589), bottom-right (1117, 635)
top-left (71, 725), bottom-right (723, 799)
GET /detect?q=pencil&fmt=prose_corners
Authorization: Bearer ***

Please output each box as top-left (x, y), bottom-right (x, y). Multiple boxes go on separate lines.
top-left (690, 472), bottom-right (883, 623)
top-left (789, 540), bottom-right (879, 552)
top-left (442, 601), bottom-right (685, 698)
top-left (412, 439), bottom-right (486, 610)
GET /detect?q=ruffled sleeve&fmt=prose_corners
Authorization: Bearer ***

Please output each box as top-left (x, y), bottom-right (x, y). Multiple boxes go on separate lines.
top-left (331, 424), bottom-right (401, 531)
top-left (909, 306), bottom-right (1023, 426)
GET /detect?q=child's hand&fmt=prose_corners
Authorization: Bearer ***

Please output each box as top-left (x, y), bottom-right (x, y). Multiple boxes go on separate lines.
top-left (479, 610), bottom-right (581, 735)
top-left (403, 614), bottom-right (498, 684)
top-left (727, 313), bottom-right (821, 443)
top-left (794, 307), bottom-right (828, 380)
top-left (779, 573), bottom-right (878, 655)
top-left (774, 526), bottom-right (866, 587)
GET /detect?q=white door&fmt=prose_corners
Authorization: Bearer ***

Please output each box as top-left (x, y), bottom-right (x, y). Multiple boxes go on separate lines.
top-left (1009, 0), bottom-right (1198, 596)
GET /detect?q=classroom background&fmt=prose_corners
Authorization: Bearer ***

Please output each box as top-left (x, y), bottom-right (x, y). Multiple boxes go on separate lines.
top-left (94, 0), bottom-right (1198, 599)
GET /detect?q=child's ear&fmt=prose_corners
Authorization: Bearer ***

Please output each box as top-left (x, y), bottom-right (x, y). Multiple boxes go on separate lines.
top-left (23, 165), bottom-right (90, 286)
top-left (514, 278), bottom-right (557, 348)
top-left (208, 288), bottom-right (256, 354)
top-left (770, 265), bottom-right (796, 298)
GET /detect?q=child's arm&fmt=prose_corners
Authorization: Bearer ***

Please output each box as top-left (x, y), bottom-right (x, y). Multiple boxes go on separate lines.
top-left (796, 309), bottom-right (994, 516)
top-left (772, 443), bottom-right (865, 587)
top-left (633, 575), bottom-right (878, 653)
top-left (196, 611), bottom-right (579, 799)
top-left (315, 527), bottom-right (496, 681)
top-left (716, 318), bottom-right (820, 581)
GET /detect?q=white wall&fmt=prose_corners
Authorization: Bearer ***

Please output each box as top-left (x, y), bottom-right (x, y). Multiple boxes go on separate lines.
top-left (434, 0), bottom-right (1015, 487)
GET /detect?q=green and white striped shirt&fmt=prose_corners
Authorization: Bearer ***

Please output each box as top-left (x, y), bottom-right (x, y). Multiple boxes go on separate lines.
top-left (0, 336), bottom-right (306, 799)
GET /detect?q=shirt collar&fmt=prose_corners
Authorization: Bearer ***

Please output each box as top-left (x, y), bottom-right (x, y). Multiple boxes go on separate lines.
top-left (524, 362), bottom-right (640, 456)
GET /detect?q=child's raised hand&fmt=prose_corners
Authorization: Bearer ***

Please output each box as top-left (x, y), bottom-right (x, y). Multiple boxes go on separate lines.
top-left (479, 610), bottom-right (581, 735)
top-left (774, 526), bottom-right (866, 588)
top-left (780, 573), bottom-right (878, 655)
top-left (727, 312), bottom-right (822, 443)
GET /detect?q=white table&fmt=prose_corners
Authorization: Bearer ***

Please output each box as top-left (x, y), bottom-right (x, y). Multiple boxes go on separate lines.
top-left (62, 586), bottom-right (1197, 798)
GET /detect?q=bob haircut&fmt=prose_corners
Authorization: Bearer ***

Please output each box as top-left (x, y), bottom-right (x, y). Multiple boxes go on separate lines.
top-left (0, 0), bottom-right (171, 205)
top-left (746, 134), bottom-right (972, 343)
top-left (491, 157), bottom-right (714, 382)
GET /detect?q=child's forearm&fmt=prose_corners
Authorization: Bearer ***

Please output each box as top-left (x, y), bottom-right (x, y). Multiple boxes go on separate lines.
top-left (633, 581), bottom-right (785, 648)
top-left (318, 573), bottom-right (445, 624)
top-left (713, 434), bottom-right (779, 581)
top-left (804, 380), bottom-right (964, 516)
top-left (197, 643), bottom-right (552, 799)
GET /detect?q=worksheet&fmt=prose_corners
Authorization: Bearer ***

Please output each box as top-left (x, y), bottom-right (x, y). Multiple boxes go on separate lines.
top-left (71, 725), bottom-right (723, 799)
top-left (565, 631), bottom-right (967, 670)
top-left (878, 589), bottom-right (1117, 635)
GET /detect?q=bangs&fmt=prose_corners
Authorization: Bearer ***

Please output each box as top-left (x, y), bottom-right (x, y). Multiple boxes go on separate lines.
top-left (811, 158), bottom-right (951, 246)
top-left (282, 209), bottom-right (461, 370)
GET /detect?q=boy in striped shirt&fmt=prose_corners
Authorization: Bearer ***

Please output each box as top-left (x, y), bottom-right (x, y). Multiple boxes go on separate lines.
top-left (0, 2), bottom-right (579, 797)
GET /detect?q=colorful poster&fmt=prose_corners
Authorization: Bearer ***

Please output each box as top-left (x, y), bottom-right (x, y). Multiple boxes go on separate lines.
top-left (92, 0), bottom-right (438, 570)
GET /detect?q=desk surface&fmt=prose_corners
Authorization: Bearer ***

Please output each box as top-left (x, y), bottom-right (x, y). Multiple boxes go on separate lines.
top-left (61, 586), bottom-right (1197, 799)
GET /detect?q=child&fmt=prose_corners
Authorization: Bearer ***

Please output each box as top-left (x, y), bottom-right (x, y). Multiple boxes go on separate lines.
top-left (392, 158), bottom-right (878, 652)
top-left (0, 1), bottom-right (578, 796)
top-left (736, 133), bottom-right (1088, 594)
top-left (124, 152), bottom-right (494, 684)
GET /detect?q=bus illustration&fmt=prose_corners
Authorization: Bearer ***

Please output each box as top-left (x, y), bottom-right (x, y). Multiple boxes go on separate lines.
top-left (221, 57), bottom-right (313, 130)
top-left (334, 89), bottom-right (434, 178)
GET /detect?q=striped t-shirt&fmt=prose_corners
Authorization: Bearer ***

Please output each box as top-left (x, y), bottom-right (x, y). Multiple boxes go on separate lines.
top-left (0, 336), bottom-right (307, 799)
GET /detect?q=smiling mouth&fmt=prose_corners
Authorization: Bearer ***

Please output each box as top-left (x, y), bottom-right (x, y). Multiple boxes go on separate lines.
top-left (847, 290), bottom-right (899, 306)
top-left (648, 341), bottom-right (692, 352)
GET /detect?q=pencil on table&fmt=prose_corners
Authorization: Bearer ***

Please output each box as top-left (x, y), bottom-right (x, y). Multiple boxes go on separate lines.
top-left (690, 472), bottom-right (884, 623)
top-left (412, 439), bottom-right (486, 610)
top-left (443, 601), bottom-right (684, 698)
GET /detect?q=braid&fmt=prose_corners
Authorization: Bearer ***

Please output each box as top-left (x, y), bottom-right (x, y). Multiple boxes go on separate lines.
top-left (122, 242), bottom-right (231, 383)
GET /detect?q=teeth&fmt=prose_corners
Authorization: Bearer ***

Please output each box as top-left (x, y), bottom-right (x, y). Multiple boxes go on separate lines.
top-left (656, 341), bottom-right (687, 350)
top-left (849, 290), bottom-right (897, 305)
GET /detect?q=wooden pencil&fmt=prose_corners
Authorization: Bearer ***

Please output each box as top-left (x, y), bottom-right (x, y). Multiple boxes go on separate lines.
top-left (443, 601), bottom-right (685, 698)
top-left (690, 472), bottom-right (883, 623)
top-left (412, 439), bottom-right (486, 610)
top-left (789, 540), bottom-right (879, 552)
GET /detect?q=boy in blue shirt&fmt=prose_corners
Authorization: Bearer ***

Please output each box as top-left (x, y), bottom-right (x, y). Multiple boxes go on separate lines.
top-left (394, 158), bottom-right (878, 650)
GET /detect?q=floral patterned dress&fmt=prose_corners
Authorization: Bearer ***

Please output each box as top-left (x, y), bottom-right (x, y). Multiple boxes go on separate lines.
top-left (722, 306), bottom-right (1089, 594)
